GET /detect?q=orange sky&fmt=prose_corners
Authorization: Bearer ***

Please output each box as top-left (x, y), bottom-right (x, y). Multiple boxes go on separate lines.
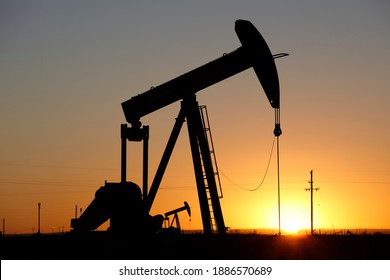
top-left (1, 1), bottom-right (389, 234)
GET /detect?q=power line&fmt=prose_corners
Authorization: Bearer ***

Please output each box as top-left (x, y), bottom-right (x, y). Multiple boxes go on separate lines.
top-left (0, 180), bottom-right (99, 187)
top-left (315, 180), bottom-right (390, 185)
top-left (314, 193), bottom-right (335, 231)
top-left (0, 190), bottom-right (94, 196)
top-left (0, 162), bottom-right (117, 171)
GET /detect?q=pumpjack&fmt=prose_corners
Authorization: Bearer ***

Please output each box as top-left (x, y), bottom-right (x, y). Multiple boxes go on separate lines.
top-left (71, 20), bottom-right (285, 236)
top-left (164, 201), bottom-right (191, 231)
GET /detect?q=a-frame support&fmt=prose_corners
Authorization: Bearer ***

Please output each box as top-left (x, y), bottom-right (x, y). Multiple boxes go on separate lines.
top-left (122, 95), bottom-right (226, 234)
top-left (183, 96), bottom-right (226, 234)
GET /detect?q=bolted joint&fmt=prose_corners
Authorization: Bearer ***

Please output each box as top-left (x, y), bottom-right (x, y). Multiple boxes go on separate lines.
top-left (122, 125), bottom-right (149, 142)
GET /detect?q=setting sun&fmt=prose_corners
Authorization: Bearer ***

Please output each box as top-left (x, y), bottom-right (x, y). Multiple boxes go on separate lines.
top-left (281, 207), bottom-right (307, 234)
top-left (282, 219), bottom-right (304, 234)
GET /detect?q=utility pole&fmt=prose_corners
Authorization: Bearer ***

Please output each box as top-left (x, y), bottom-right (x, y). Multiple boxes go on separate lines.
top-left (305, 170), bottom-right (319, 235)
top-left (2, 218), bottom-right (5, 237)
top-left (38, 202), bottom-right (41, 234)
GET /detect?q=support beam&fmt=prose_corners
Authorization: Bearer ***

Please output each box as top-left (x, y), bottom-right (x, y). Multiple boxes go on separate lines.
top-left (145, 109), bottom-right (186, 212)
top-left (121, 124), bottom-right (127, 183)
top-left (143, 126), bottom-right (149, 200)
top-left (184, 96), bottom-right (226, 234)
top-left (185, 99), bottom-right (213, 235)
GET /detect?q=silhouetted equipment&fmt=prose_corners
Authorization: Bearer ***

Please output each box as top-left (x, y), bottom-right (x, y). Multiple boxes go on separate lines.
top-left (164, 201), bottom-right (191, 231)
top-left (71, 19), bottom-right (285, 236)
top-left (71, 181), bottom-right (163, 235)
top-left (121, 19), bottom-right (284, 235)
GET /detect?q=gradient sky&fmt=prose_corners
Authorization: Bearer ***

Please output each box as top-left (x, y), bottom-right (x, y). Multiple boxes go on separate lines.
top-left (1, 1), bottom-right (389, 234)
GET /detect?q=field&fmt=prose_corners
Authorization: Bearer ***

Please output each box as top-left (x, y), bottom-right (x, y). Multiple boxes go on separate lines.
top-left (2, 231), bottom-right (390, 260)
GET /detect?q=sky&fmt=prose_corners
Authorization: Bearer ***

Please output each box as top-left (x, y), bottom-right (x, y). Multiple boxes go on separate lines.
top-left (1, 0), bottom-right (389, 234)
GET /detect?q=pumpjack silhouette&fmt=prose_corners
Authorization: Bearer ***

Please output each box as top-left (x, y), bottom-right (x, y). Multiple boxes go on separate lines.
top-left (71, 20), bottom-right (284, 236)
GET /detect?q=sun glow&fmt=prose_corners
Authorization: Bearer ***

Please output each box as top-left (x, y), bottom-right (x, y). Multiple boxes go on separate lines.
top-left (281, 207), bottom-right (307, 234)
top-left (282, 219), bottom-right (304, 234)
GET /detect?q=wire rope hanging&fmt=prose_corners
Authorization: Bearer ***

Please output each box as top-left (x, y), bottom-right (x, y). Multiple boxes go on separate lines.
top-left (219, 136), bottom-right (276, 192)
top-left (273, 107), bottom-right (282, 235)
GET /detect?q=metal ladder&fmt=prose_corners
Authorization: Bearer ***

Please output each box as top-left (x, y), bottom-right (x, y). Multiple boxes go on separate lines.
top-left (199, 105), bottom-right (223, 232)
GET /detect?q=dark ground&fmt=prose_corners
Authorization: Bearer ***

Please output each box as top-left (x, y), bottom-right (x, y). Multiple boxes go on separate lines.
top-left (1, 232), bottom-right (390, 260)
